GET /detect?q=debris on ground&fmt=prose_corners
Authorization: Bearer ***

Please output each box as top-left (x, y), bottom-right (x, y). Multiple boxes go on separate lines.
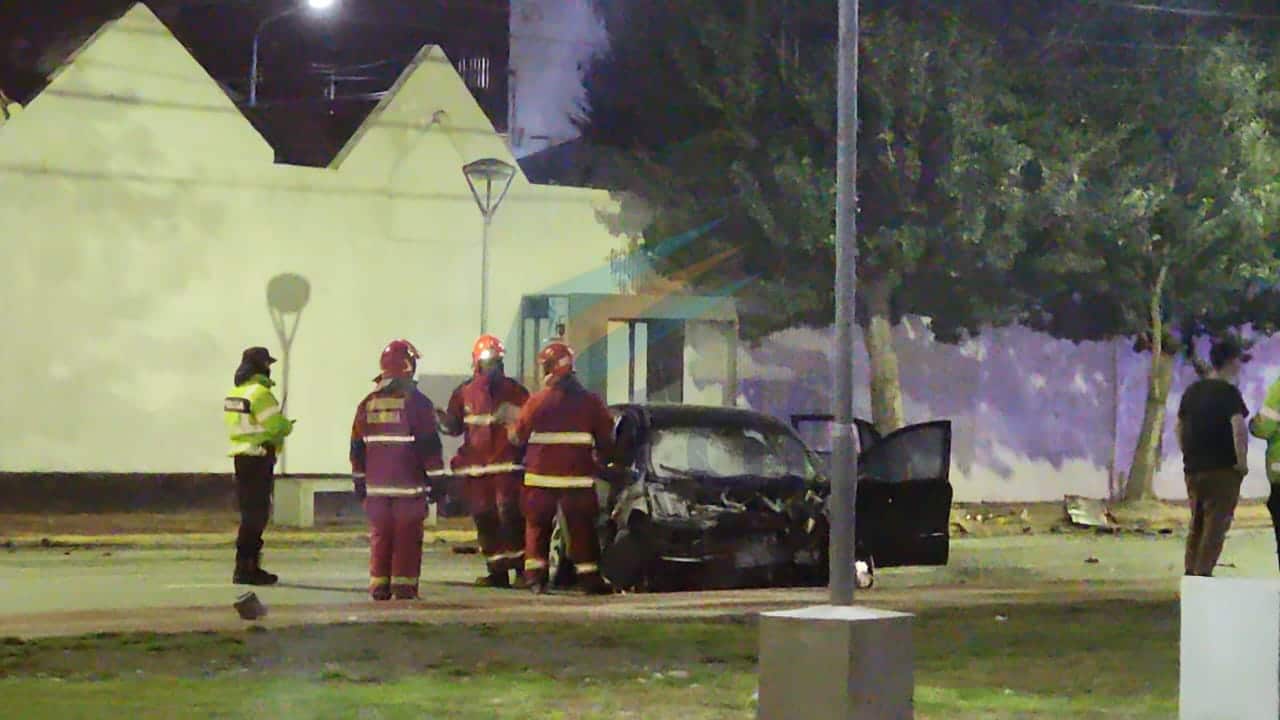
top-left (234, 592), bottom-right (267, 621)
top-left (1085, 557), bottom-right (1100, 564)
top-left (950, 506), bottom-right (1036, 537)
top-left (1064, 496), bottom-right (1115, 530)
top-left (451, 545), bottom-right (479, 555)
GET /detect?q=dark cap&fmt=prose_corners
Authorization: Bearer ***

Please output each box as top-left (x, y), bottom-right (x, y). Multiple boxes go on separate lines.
top-left (241, 346), bottom-right (277, 367)
top-left (1210, 336), bottom-right (1252, 369)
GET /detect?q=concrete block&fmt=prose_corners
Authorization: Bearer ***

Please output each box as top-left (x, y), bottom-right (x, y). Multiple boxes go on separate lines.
top-left (758, 605), bottom-right (914, 720)
top-left (1181, 576), bottom-right (1280, 720)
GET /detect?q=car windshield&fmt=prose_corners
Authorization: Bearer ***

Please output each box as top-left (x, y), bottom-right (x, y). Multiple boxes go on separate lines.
top-left (648, 424), bottom-right (818, 481)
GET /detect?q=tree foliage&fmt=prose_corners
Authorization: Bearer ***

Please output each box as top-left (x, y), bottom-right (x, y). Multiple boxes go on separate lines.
top-left (578, 1), bottom-right (1034, 343)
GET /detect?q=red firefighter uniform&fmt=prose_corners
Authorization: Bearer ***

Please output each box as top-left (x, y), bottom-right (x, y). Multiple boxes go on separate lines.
top-left (440, 335), bottom-right (531, 587)
top-left (510, 341), bottom-right (615, 594)
top-left (350, 339), bottom-right (446, 601)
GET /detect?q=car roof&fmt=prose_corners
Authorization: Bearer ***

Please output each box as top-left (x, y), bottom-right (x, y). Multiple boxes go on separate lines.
top-left (609, 403), bottom-right (794, 433)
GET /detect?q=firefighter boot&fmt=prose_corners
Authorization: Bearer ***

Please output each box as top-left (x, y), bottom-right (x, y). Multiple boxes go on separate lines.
top-left (521, 570), bottom-right (549, 595)
top-left (474, 569), bottom-right (511, 588)
top-left (577, 573), bottom-right (612, 596)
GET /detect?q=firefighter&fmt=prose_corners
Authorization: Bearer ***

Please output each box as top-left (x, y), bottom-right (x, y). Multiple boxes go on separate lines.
top-left (224, 346), bottom-right (295, 586)
top-left (349, 339), bottom-right (446, 601)
top-left (439, 334), bottom-right (531, 588)
top-left (510, 341), bottom-right (615, 595)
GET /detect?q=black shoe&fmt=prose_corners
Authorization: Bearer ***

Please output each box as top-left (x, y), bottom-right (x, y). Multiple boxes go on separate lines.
top-left (234, 567), bottom-right (279, 586)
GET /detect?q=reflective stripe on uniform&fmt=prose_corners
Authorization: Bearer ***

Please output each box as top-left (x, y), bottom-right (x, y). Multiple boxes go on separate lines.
top-left (528, 431), bottom-right (594, 446)
top-left (257, 404), bottom-right (281, 420)
top-left (365, 435), bottom-right (415, 443)
top-left (369, 576), bottom-right (391, 587)
top-left (524, 558), bottom-right (547, 570)
top-left (464, 414), bottom-right (498, 426)
top-left (1262, 407), bottom-right (1280, 421)
top-left (524, 473), bottom-right (596, 489)
top-left (366, 486), bottom-right (426, 497)
top-left (390, 576), bottom-right (419, 586)
top-left (496, 550), bottom-right (525, 561)
top-left (368, 397), bottom-right (406, 411)
top-left (454, 463), bottom-right (524, 477)
top-left (425, 469), bottom-right (450, 478)
top-left (576, 562), bottom-right (599, 574)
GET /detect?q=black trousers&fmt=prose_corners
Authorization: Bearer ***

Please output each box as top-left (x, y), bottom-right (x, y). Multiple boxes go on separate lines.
top-left (233, 453), bottom-right (275, 561)
top-left (1268, 484), bottom-right (1280, 570)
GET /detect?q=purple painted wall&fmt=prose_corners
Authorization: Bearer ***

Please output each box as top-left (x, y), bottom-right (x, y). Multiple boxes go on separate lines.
top-left (738, 319), bottom-right (1279, 502)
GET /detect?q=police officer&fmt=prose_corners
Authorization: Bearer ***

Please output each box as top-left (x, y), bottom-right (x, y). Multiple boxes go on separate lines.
top-left (510, 341), bottom-right (615, 595)
top-left (350, 339), bottom-right (446, 601)
top-left (440, 335), bottom-right (531, 587)
top-left (224, 346), bottom-right (295, 585)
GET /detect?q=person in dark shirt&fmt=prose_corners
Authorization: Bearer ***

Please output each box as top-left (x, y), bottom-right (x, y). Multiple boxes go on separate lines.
top-left (1177, 336), bottom-right (1252, 577)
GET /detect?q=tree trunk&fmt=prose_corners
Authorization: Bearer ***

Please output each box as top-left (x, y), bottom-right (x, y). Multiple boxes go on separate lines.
top-left (1123, 265), bottom-right (1171, 504)
top-left (863, 277), bottom-right (905, 434)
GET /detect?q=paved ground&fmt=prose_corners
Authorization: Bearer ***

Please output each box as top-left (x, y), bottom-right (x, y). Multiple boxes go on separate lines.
top-left (1, 527), bottom-right (1276, 639)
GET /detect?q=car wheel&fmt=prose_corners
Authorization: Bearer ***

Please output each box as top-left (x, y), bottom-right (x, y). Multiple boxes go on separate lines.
top-left (548, 509), bottom-right (576, 588)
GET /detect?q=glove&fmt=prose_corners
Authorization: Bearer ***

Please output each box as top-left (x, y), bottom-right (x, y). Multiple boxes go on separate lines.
top-left (353, 476), bottom-right (367, 501)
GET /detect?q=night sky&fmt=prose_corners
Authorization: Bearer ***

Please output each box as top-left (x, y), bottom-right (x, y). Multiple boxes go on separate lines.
top-left (0, 0), bottom-right (602, 163)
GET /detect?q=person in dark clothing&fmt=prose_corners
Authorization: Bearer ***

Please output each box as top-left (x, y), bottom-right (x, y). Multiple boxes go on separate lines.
top-left (1177, 337), bottom-right (1251, 577)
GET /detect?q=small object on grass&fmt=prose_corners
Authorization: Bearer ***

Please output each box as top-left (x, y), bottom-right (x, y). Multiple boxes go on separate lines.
top-left (1086, 556), bottom-right (1100, 564)
top-left (234, 592), bottom-right (267, 620)
top-left (451, 545), bottom-right (479, 555)
top-left (995, 614), bottom-right (1008, 622)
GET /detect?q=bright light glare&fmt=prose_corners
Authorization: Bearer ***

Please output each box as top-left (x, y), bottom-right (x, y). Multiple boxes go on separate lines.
top-left (307, 0), bottom-right (335, 10)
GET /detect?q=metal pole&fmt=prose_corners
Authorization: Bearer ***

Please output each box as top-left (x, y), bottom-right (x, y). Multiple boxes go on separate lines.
top-left (249, 33), bottom-right (261, 107)
top-left (279, 350), bottom-right (290, 474)
top-left (480, 212), bottom-right (491, 334)
top-left (829, 0), bottom-right (860, 606)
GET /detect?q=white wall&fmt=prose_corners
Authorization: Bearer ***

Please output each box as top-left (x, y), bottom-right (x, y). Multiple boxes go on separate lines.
top-left (740, 320), bottom-right (1280, 502)
top-left (0, 5), bottom-right (625, 475)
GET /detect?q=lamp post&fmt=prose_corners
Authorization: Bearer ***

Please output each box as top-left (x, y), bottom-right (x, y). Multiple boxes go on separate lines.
top-left (830, 0), bottom-right (860, 605)
top-left (463, 158), bottom-right (517, 334)
top-left (249, 0), bottom-right (337, 108)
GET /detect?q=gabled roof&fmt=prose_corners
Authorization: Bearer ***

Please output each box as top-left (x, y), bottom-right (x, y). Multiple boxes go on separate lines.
top-left (517, 137), bottom-right (634, 190)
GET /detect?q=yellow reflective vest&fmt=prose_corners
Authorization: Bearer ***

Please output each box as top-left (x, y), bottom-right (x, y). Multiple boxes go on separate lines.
top-left (1251, 377), bottom-right (1280, 482)
top-left (224, 375), bottom-right (293, 456)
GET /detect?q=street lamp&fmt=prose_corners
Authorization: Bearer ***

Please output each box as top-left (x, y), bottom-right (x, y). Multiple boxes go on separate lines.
top-left (248, 0), bottom-right (338, 108)
top-left (463, 158), bottom-right (517, 334)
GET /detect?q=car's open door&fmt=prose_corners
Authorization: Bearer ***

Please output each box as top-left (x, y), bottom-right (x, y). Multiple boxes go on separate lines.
top-left (855, 421), bottom-right (953, 567)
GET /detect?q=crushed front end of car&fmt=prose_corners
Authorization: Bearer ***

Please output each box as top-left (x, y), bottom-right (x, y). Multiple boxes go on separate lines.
top-left (601, 470), bottom-right (830, 592)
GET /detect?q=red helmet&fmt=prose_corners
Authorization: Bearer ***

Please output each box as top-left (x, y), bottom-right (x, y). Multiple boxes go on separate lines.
top-left (537, 341), bottom-right (575, 380)
top-left (376, 339), bottom-right (421, 382)
top-left (472, 334), bottom-right (505, 371)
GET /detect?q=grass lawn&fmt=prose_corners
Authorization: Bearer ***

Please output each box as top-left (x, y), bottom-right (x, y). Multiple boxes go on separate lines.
top-left (0, 599), bottom-right (1179, 719)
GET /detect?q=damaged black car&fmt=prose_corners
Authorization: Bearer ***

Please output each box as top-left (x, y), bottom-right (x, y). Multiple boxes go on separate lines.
top-left (546, 404), bottom-right (953, 593)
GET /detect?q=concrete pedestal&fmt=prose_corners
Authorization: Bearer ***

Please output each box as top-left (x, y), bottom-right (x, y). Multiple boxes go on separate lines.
top-left (758, 605), bottom-right (914, 720)
top-left (1181, 576), bottom-right (1280, 720)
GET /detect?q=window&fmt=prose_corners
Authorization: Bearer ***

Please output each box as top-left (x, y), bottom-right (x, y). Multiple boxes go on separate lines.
top-left (457, 57), bottom-right (492, 90)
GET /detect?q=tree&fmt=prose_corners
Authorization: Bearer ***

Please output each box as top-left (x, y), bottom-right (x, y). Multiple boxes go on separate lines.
top-left (577, 1), bottom-right (1034, 433)
top-left (1018, 32), bottom-right (1280, 502)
